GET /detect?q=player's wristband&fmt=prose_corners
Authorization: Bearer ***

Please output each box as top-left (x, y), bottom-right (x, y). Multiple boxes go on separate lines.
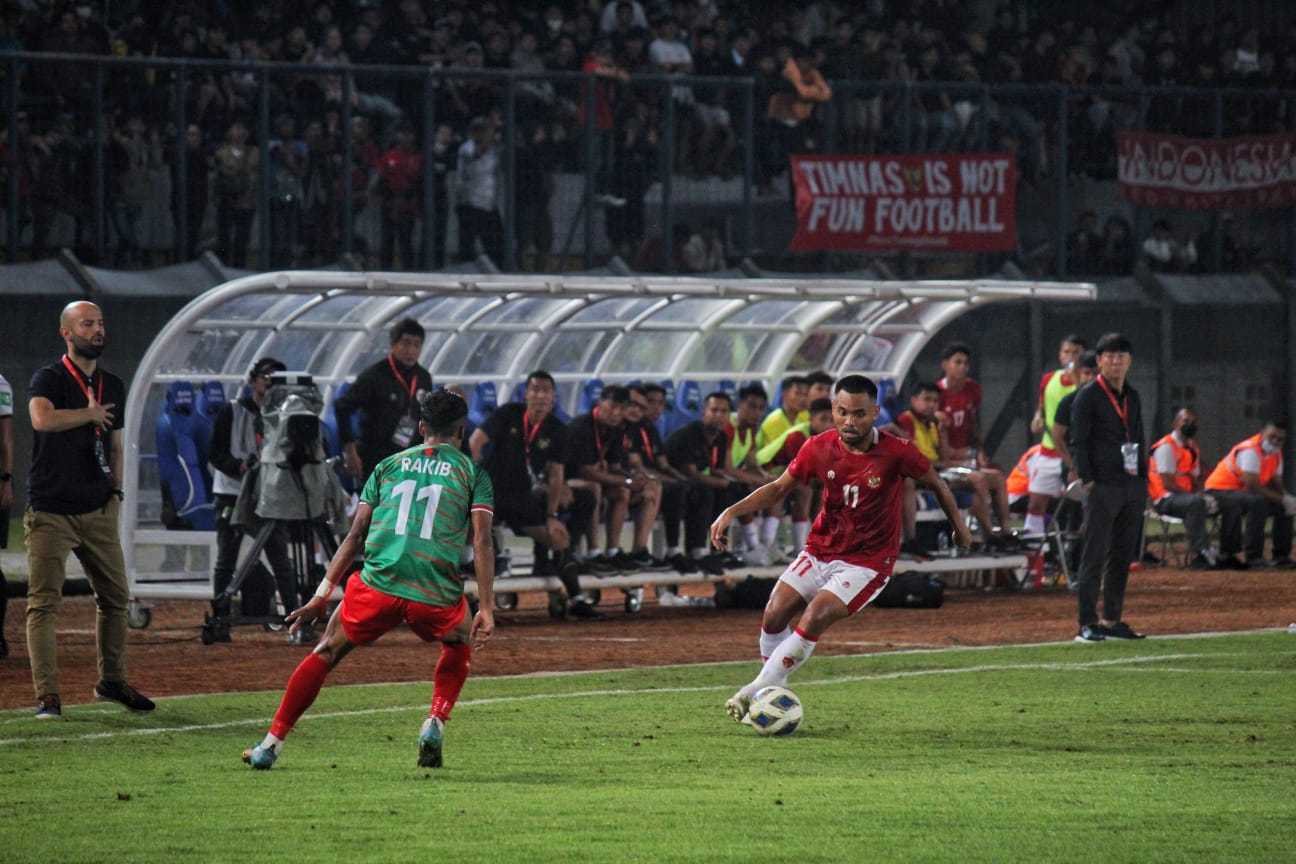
top-left (313, 579), bottom-right (337, 602)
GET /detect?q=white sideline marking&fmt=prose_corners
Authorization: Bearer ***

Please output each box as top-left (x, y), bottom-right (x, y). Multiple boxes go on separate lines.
top-left (0, 651), bottom-right (1267, 745)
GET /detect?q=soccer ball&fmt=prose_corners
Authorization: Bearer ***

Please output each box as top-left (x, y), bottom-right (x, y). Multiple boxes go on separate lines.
top-left (747, 686), bottom-right (803, 736)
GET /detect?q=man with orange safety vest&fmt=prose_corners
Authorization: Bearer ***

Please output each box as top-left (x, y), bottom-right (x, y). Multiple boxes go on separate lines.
top-left (1204, 421), bottom-right (1295, 569)
top-left (1148, 408), bottom-right (1218, 570)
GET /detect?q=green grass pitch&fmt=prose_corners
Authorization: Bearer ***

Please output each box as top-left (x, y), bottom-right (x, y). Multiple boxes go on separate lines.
top-left (2, 632), bottom-right (1293, 863)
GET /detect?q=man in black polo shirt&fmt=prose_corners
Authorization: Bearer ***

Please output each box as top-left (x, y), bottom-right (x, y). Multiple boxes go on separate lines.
top-left (623, 384), bottom-right (693, 572)
top-left (469, 370), bottom-right (599, 619)
top-left (665, 391), bottom-right (739, 574)
top-left (335, 317), bottom-right (434, 485)
top-left (1070, 332), bottom-right (1148, 643)
top-left (25, 301), bottom-right (154, 718)
top-left (566, 385), bottom-right (665, 572)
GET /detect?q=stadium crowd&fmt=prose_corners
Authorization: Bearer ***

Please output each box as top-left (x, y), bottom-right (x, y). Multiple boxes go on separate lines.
top-left (2, 1), bottom-right (1295, 271)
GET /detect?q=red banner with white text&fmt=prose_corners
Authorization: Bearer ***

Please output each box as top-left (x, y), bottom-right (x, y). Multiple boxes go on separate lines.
top-left (788, 153), bottom-right (1017, 252)
top-left (1117, 130), bottom-right (1296, 210)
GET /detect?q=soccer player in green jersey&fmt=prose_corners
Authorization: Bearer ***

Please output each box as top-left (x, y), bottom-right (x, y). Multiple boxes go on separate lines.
top-left (243, 389), bottom-right (496, 770)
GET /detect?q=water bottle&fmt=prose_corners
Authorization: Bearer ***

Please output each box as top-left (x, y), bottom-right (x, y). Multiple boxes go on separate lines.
top-left (965, 447), bottom-right (979, 470)
top-left (937, 531), bottom-right (951, 556)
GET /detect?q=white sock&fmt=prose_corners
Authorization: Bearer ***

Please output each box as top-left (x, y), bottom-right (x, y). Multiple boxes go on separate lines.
top-left (690, 547), bottom-right (709, 559)
top-left (666, 546), bottom-right (681, 557)
top-left (259, 733), bottom-right (284, 754)
top-left (585, 549), bottom-right (600, 559)
top-left (749, 628), bottom-right (817, 690)
top-left (743, 522), bottom-right (760, 550)
top-left (792, 521), bottom-right (810, 551)
top-left (761, 515), bottom-right (781, 545)
top-left (1023, 513), bottom-right (1046, 534)
top-left (606, 547), bottom-right (621, 557)
top-left (759, 625), bottom-right (790, 661)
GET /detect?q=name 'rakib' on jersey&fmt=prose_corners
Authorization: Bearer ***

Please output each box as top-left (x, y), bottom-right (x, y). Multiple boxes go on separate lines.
top-left (787, 428), bottom-right (930, 574)
top-left (359, 442), bottom-right (494, 607)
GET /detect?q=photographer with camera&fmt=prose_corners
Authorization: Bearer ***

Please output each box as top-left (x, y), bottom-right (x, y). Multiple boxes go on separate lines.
top-left (334, 317), bottom-right (433, 486)
top-left (208, 357), bottom-right (303, 639)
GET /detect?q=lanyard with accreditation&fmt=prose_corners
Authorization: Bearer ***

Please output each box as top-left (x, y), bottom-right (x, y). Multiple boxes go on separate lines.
top-left (62, 354), bottom-right (112, 475)
top-left (387, 354), bottom-right (422, 448)
top-left (1096, 374), bottom-right (1140, 476)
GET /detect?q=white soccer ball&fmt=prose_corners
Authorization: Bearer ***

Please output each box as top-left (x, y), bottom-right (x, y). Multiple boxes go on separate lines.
top-left (747, 686), bottom-right (803, 736)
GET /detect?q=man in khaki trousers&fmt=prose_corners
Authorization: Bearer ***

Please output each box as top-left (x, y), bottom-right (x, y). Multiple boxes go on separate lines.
top-left (25, 300), bottom-right (154, 718)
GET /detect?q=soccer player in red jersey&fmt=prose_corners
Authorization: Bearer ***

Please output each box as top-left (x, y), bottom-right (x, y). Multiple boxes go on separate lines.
top-left (710, 375), bottom-right (971, 722)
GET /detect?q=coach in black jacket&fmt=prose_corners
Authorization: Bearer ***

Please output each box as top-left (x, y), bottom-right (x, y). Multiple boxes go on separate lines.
top-left (1070, 332), bottom-right (1148, 643)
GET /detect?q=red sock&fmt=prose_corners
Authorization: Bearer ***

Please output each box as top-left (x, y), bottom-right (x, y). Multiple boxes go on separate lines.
top-left (429, 642), bottom-right (472, 723)
top-left (269, 652), bottom-right (332, 739)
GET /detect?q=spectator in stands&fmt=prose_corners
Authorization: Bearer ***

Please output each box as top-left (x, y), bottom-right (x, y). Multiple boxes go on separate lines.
top-left (469, 370), bottom-right (600, 619)
top-left (207, 357), bottom-right (305, 636)
top-left (1096, 215), bottom-right (1136, 275)
top-left (681, 218), bottom-right (726, 272)
top-left (1070, 331), bottom-right (1148, 641)
top-left (648, 16), bottom-right (698, 177)
top-left (108, 113), bottom-right (162, 268)
top-left (762, 46), bottom-right (832, 195)
top-left (334, 317), bottom-right (434, 486)
top-left (605, 102), bottom-right (656, 261)
top-left (213, 118), bottom-right (259, 268)
top-left (691, 27), bottom-right (738, 178)
top-left (455, 115), bottom-right (504, 264)
top-left (1205, 421), bottom-right (1295, 569)
top-left (579, 37), bottom-right (629, 207)
top-left (376, 123), bottom-right (423, 270)
top-left (266, 113), bottom-right (306, 269)
top-left (663, 391), bottom-right (746, 574)
top-left (1141, 218), bottom-right (1198, 273)
top-left (565, 385), bottom-right (666, 572)
top-left (1066, 211), bottom-right (1101, 275)
top-left (514, 119), bottom-right (556, 271)
top-left (171, 123), bottom-right (212, 262)
top-left (1195, 212), bottom-right (1245, 272)
top-left (601, 1), bottom-right (648, 36)
top-left (937, 341), bottom-right (1014, 540)
top-left (1149, 408), bottom-right (1218, 570)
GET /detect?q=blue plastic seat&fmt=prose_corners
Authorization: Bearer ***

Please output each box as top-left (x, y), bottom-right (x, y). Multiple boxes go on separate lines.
top-left (155, 381), bottom-right (216, 530)
top-left (193, 380), bottom-right (227, 494)
top-left (576, 378), bottom-right (604, 416)
top-left (717, 379), bottom-right (738, 401)
top-left (667, 379), bottom-right (702, 435)
top-left (468, 381), bottom-right (498, 430)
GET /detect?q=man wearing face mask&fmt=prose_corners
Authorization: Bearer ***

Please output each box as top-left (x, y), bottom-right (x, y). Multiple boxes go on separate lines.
top-left (1205, 420), bottom-right (1295, 569)
top-left (1148, 408), bottom-right (1218, 570)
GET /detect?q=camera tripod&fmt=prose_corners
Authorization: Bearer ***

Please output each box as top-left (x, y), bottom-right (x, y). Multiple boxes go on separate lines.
top-left (201, 516), bottom-right (340, 645)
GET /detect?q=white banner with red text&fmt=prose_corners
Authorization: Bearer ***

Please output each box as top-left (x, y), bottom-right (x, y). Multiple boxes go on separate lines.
top-left (1117, 130), bottom-right (1296, 209)
top-left (788, 153), bottom-right (1017, 253)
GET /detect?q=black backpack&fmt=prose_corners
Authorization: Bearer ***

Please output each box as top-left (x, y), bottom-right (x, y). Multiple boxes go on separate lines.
top-left (873, 571), bottom-right (944, 609)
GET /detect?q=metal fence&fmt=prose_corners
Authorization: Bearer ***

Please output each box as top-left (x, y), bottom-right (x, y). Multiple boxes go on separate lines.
top-left (3, 51), bottom-right (1294, 275)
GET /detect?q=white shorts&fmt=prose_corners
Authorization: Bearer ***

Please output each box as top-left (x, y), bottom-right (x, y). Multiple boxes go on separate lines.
top-left (777, 550), bottom-right (890, 615)
top-left (1027, 452), bottom-right (1064, 497)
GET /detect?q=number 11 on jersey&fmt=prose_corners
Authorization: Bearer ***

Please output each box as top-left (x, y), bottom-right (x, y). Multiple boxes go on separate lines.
top-left (392, 479), bottom-right (445, 538)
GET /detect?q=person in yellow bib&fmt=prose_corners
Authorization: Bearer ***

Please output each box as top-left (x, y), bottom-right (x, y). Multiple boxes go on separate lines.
top-left (1025, 334), bottom-right (1087, 535)
top-left (1204, 421), bottom-right (1294, 569)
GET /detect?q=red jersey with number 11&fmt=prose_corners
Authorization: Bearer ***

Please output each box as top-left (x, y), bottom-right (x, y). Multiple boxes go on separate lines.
top-left (787, 428), bottom-right (931, 574)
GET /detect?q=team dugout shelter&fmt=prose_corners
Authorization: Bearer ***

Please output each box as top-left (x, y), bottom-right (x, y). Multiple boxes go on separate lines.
top-left (120, 271), bottom-right (1095, 621)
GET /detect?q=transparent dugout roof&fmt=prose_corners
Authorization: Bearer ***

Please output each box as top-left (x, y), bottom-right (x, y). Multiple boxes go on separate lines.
top-left (122, 271), bottom-right (1094, 551)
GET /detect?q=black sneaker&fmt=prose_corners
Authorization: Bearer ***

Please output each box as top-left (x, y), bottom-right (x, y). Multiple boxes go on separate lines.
top-left (567, 600), bottom-right (603, 620)
top-left (1074, 624), bottom-right (1105, 643)
top-left (716, 551), bottom-right (745, 569)
top-left (1187, 553), bottom-right (1213, 570)
top-left (1218, 555), bottom-right (1249, 570)
top-left (1266, 557), bottom-right (1296, 569)
top-left (669, 553), bottom-right (700, 574)
top-left (610, 551), bottom-right (641, 572)
top-left (34, 694), bottom-right (62, 719)
top-left (93, 679), bottom-right (156, 712)
top-left (586, 554), bottom-right (618, 575)
top-left (1100, 621), bottom-right (1145, 640)
top-left (693, 555), bottom-right (726, 576)
top-left (628, 548), bottom-right (672, 571)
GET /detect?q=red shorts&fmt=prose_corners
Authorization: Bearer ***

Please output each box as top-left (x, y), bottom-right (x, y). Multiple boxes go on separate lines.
top-left (339, 576), bottom-right (468, 645)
